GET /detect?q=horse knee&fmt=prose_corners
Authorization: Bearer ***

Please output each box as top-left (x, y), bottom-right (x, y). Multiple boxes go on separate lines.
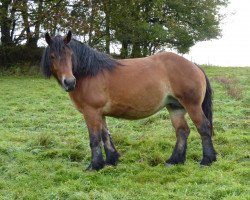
top-left (176, 127), bottom-right (189, 141)
top-left (89, 133), bottom-right (102, 148)
top-left (179, 126), bottom-right (190, 135)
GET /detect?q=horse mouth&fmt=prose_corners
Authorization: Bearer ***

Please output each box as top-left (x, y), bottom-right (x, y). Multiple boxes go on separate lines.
top-left (64, 85), bottom-right (75, 92)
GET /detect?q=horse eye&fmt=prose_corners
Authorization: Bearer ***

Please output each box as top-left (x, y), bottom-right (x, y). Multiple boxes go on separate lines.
top-left (51, 55), bottom-right (55, 59)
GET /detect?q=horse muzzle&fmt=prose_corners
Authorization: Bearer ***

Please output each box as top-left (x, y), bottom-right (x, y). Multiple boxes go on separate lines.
top-left (62, 77), bottom-right (76, 92)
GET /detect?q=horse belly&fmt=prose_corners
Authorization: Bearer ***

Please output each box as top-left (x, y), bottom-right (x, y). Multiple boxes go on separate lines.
top-left (107, 105), bottom-right (165, 119)
top-left (103, 82), bottom-right (171, 119)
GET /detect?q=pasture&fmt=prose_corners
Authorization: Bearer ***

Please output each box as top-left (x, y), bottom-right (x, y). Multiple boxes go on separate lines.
top-left (0, 67), bottom-right (249, 199)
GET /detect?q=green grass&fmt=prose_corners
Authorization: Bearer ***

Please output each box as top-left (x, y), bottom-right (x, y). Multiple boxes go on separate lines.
top-left (0, 67), bottom-right (249, 199)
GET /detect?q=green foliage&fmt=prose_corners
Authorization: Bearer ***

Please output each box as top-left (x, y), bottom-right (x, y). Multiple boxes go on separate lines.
top-left (0, 67), bottom-right (249, 199)
top-left (101, 0), bottom-right (229, 55)
top-left (0, 0), bottom-right (229, 58)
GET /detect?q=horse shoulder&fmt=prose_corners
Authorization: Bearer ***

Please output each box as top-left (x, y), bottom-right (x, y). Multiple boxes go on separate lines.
top-left (69, 75), bottom-right (109, 113)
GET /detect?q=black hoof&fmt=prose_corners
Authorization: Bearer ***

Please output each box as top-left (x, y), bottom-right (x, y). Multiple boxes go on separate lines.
top-left (86, 160), bottom-right (105, 171)
top-left (166, 156), bottom-right (185, 165)
top-left (106, 151), bottom-right (120, 166)
top-left (200, 155), bottom-right (217, 166)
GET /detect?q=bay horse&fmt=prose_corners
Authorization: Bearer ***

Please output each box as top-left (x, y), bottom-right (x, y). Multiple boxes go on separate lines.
top-left (41, 31), bottom-right (216, 170)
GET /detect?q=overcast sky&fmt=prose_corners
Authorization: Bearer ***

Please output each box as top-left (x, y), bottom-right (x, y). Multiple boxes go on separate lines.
top-left (184, 0), bottom-right (250, 67)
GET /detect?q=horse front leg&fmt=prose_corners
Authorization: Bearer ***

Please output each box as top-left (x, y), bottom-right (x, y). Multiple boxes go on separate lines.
top-left (83, 108), bottom-right (105, 171)
top-left (102, 117), bottom-right (120, 166)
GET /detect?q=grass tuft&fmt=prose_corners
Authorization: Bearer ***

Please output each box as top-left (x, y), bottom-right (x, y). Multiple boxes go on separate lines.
top-left (214, 75), bottom-right (243, 99)
top-left (36, 134), bottom-right (54, 148)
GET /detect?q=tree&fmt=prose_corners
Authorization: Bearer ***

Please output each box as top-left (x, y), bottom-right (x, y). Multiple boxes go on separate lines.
top-left (18, 0), bottom-right (43, 48)
top-left (0, 0), bottom-right (17, 46)
top-left (0, 0), bottom-right (229, 59)
top-left (108, 0), bottom-right (228, 57)
top-left (0, 0), bottom-right (68, 47)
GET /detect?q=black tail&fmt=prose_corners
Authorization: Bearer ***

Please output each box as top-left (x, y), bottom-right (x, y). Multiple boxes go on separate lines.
top-left (196, 65), bottom-right (214, 134)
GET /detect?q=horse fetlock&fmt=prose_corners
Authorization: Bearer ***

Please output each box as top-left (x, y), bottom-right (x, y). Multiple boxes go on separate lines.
top-left (200, 154), bottom-right (217, 166)
top-left (106, 151), bottom-right (120, 166)
top-left (87, 158), bottom-right (105, 171)
top-left (166, 153), bottom-right (186, 165)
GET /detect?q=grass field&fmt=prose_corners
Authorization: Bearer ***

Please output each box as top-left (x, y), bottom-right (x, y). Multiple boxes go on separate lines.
top-left (0, 67), bottom-right (249, 199)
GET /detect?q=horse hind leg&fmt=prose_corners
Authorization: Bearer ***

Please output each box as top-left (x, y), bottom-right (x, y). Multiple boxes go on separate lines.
top-left (166, 105), bottom-right (190, 165)
top-left (185, 104), bottom-right (216, 165)
top-left (101, 117), bottom-right (120, 166)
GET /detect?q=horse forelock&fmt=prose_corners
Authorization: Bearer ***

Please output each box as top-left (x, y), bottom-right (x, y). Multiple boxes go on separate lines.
top-left (51, 35), bottom-right (66, 53)
top-left (41, 46), bottom-right (52, 78)
top-left (41, 36), bottom-right (69, 78)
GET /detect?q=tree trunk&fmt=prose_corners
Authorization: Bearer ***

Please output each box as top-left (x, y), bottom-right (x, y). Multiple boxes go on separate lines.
top-left (21, 0), bottom-right (37, 48)
top-left (88, 1), bottom-right (94, 46)
top-left (142, 42), bottom-right (149, 57)
top-left (120, 40), bottom-right (128, 58)
top-left (103, 1), bottom-right (110, 54)
top-left (21, 0), bottom-right (31, 45)
top-left (33, 0), bottom-right (43, 46)
top-left (0, 0), bottom-right (14, 46)
top-left (131, 42), bottom-right (141, 58)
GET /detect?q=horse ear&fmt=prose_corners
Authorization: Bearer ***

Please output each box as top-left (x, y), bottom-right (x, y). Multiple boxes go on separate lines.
top-left (64, 30), bottom-right (72, 44)
top-left (45, 32), bottom-right (52, 46)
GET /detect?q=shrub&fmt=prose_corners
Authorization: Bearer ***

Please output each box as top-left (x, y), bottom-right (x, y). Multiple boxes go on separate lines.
top-left (0, 45), bottom-right (44, 68)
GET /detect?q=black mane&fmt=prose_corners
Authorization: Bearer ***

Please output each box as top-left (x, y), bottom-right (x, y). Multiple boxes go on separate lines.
top-left (41, 36), bottom-right (118, 78)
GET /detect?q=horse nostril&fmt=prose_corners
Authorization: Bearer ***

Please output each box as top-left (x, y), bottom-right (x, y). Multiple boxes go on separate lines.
top-left (64, 78), bottom-right (76, 86)
top-left (64, 79), bottom-right (69, 85)
top-left (62, 78), bottom-right (76, 92)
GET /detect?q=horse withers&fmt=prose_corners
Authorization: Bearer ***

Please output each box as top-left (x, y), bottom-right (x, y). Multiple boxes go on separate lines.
top-left (41, 31), bottom-right (216, 170)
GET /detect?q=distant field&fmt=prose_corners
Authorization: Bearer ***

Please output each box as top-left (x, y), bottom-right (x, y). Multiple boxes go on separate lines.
top-left (0, 67), bottom-right (249, 199)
